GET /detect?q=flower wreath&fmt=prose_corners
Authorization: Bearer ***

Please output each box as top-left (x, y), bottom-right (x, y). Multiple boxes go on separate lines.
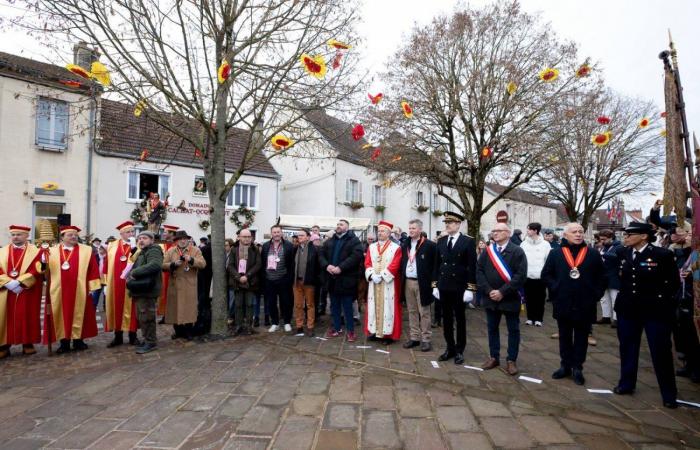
top-left (229, 205), bottom-right (256, 229)
top-left (198, 219), bottom-right (210, 231)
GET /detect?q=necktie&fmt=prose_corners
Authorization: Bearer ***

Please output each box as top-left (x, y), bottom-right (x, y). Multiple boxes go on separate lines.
top-left (498, 246), bottom-right (503, 253)
top-left (633, 250), bottom-right (640, 261)
top-left (448, 237), bottom-right (454, 251)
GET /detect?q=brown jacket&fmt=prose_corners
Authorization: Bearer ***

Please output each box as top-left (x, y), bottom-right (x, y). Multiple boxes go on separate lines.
top-left (162, 244), bottom-right (206, 324)
top-left (226, 244), bottom-right (261, 292)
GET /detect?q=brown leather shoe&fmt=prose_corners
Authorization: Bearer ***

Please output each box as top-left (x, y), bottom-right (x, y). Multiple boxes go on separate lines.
top-left (506, 360), bottom-right (518, 376)
top-left (481, 357), bottom-right (500, 370)
top-left (22, 344), bottom-right (37, 355)
top-left (0, 348), bottom-right (9, 359)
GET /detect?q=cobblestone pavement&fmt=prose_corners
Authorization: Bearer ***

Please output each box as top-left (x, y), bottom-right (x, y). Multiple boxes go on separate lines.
top-left (1, 303), bottom-right (699, 449)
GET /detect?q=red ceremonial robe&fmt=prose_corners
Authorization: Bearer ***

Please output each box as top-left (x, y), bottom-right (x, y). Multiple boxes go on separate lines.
top-left (104, 241), bottom-right (137, 332)
top-left (363, 241), bottom-right (402, 340)
top-left (157, 242), bottom-right (175, 315)
top-left (44, 244), bottom-right (101, 343)
top-left (0, 245), bottom-right (43, 345)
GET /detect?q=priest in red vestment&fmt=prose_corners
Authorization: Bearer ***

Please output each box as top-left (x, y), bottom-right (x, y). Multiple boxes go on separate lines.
top-left (44, 225), bottom-right (101, 354)
top-left (0, 225), bottom-right (43, 358)
top-left (158, 224), bottom-right (179, 320)
top-left (364, 220), bottom-right (402, 343)
top-left (104, 221), bottom-right (139, 347)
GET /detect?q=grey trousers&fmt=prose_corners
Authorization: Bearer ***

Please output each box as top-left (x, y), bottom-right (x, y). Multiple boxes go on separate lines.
top-left (405, 279), bottom-right (432, 342)
top-left (134, 297), bottom-right (157, 345)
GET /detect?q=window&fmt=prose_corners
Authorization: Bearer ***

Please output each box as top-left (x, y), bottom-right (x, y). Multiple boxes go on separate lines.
top-left (36, 98), bottom-right (69, 150)
top-left (372, 185), bottom-right (386, 207)
top-left (127, 170), bottom-right (170, 201)
top-left (227, 183), bottom-right (258, 208)
top-left (33, 202), bottom-right (64, 241)
top-left (345, 179), bottom-right (361, 203)
top-left (416, 191), bottom-right (425, 207)
top-left (432, 193), bottom-right (440, 210)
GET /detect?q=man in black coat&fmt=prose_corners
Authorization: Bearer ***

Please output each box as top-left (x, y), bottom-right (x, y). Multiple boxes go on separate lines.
top-left (292, 229), bottom-right (320, 336)
top-left (400, 219), bottom-right (437, 352)
top-left (542, 222), bottom-right (605, 386)
top-left (432, 211), bottom-right (477, 365)
top-left (319, 219), bottom-right (364, 341)
top-left (261, 225), bottom-right (295, 332)
top-left (477, 223), bottom-right (527, 375)
top-left (613, 222), bottom-right (681, 408)
top-left (195, 237), bottom-right (213, 336)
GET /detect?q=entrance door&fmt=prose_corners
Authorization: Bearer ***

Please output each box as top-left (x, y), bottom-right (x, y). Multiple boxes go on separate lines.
top-left (33, 202), bottom-right (65, 242)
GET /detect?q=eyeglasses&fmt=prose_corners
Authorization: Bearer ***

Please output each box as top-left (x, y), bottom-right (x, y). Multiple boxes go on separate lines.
top-left (490, 229), bottom-right (508, 233)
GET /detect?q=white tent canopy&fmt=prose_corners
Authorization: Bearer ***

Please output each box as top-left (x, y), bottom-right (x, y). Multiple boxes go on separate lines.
top-left (278, 214), bottom-right (371, 231)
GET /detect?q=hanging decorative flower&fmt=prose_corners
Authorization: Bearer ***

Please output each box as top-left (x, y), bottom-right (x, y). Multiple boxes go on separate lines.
top-left (134, 100), bottom-right (147, 117)
top-left (194, 148), bottom-right (203, 158)
top-left (596, 116), bottom-right (611, 125)
top-left (217, 59), bottom-right (231, 84)
top-left (401, 100), bottom-right (413, 118)
top-left (480, 147), bottom-right (493, 159)
top-left (591, 131), bottom-right (612, 147)
top-left (575, 64), bottom-right (591, 78)
top-left (660, 111), bottom-right (667, 118)
top-left (327, 39), bottom-right (351, 50)
top-left (139, 149), bottom-right (150, 161)
top-left (371, 147), bottom-right (382, 161)
top-left (270, 134), bottom-right (294, 151)
top-left (65, 64), bottom-right (91, 79)
top-left (331, 51), bottom-right (343, 69)
top-left (351, 124), bottom-right (365, 141)
top-left (506, 81), bottom-right (517, 96)
top-left (90, 61), bottom-right (111, 86)
top-left (391, 155), bottom-right (402, 163)
top-left (299, 53), bottom-right (327, 79)
top-left (362, 143), bottom-right (374, 149)
top-left (538, 67), bottom-right (559, 82)
top-left (59, 80), bottom-right (81, 88)
top-left (368, 93), bottom-right (383, 105)
top-left (638, 117), bottom-right (650, 129)
top-left (660, 129), bottom-right (667, 137)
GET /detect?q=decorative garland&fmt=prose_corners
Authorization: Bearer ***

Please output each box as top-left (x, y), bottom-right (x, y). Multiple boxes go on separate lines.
top-left (198, 219), bottom-right (210, 231)
top-left (229, 205), bottom-right (256, 229)
top-left (130, 206), bottom-right (148, 227)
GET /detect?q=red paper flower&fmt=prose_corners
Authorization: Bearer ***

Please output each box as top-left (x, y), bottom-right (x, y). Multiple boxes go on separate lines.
top-left (368, 93), bottom-right (383, 105)
top-left (591, 131), bottom-right (612, 147)
top-left (59, 80), bottom-right (81, 88)
top-left (480, 147), bottom-right (493, 159)
top-left (195, 148), bottom-right (203, 158)
top-left (332, 51), bottom-right (343, 70)
top-left (371, 148), bottom-right (381, 161)
top-left (351, 124), bottom-right (365, 141)
top-left (401, 100), bottom-right (413, 118)
top-left (139, 149), bottom-right (150, 161)
top-left (638, 118), bottom-right (650, 129)
top-left (217, 59), bottom-right (231, 84)
top-left (65, 64), bottom-right (91, 79)
top-left (327, 39), bottom-right (351, 50)
top-left (575, 64), bottom-right (591, 78)
top-left (597, 116), bottom-right (611, 125)
top-left (660, 111), bottom-right (667, 118)
top-left (299, 53), bottom-right (326, 79)
top-left (271, 134), bottom-right (294, 151)
top-left (538, 67), bottom-right (559, 82)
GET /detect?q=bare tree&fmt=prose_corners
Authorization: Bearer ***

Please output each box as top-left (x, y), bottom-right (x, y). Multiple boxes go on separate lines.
top-left (12, 0), bottom-right (362, 336)
top-left (531, 88), bottom-right (664, 229)
top-left (361, 1), bottom-right (588, 236)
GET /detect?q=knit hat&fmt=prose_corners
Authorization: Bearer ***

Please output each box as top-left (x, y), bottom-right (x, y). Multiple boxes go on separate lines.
top-left (138, 230), bottom-right (155, 239)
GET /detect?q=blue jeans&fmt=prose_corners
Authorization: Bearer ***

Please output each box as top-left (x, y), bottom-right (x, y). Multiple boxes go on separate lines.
top-left (91, 287), bottom-right (103, 309)
top-left (254, 294), bottom-right (261, 320)
top-left (330, 294), bottom-right (355, 333)
top-left (227, 289), bottom-right (235, 319)
top-left (485, 308), bottom-right (520, 362)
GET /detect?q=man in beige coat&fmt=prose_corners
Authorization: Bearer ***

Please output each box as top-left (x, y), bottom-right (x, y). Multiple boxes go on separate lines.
top-left (163, 230), bottom-right (206, 340)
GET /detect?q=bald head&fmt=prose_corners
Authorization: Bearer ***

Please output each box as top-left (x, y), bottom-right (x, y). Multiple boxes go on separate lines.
top-left (490, 223), bottom-right (511, 245)
top-left (238, 229), bottom-right (253, 245)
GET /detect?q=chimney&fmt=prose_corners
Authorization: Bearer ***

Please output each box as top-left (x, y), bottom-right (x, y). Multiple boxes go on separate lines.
top-left (73, 41), bottom-right (100, 69)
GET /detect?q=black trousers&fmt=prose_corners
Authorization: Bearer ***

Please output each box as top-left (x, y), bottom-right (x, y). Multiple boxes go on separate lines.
top-left (557, 317), bottom-right (590, 370)
top-left (617, 315), bottom-right (677, 403)
top-left (265, 278), bottom-right (293, 325)
top-left (440, 289), bottom-right (466, 353)
top-left (524, 278), bottom-right (547, 322)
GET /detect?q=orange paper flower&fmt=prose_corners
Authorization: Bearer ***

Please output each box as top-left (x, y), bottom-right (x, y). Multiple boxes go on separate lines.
top-left (371, 148), bottom-right (382, 161)
top-left (368, 93), bottom-right (383, 105)
top-left (391, 155), bottom-right (402, 163)
top-left (538, 67), bottom-right (559, 83)
top-left (591, 131), bottom-right (612, 147)
top-left (194, 148), bottom-right (203, 158)
top-left (480, 147), bottom-right (493, 159)
top-left (351, 124), bottom-right (365, 141)
top-left (327, 39), bottom-right (351, 50)
top-left (217, 59), bottom-right (231, 84)
top-left (638, 118), bottom-right (650, 129)
top-left (271, 134), bottom-right (294, 151)
top-left (90, 61), bottom-right (111, 86)
top-left (300, 53), bottom-right (327, 79)
top-left (139, 149), bottom-right (150, 161)
top-left (59, 80), bottom-right (81, 88)
top-left (65, 64), bottom-right (91, 79)
top-left (506, 82), bottom-right (517, 96)
top-left (575, 64), bottom-right (591, 78)
top-left (401, 100), bottom-right (413, 118)
top-left (134, 100), bottom-right (147, 117)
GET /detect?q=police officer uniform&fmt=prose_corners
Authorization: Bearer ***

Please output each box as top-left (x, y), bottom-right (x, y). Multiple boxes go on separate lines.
top-left (433, 211), bottom-right (477, 365)
top-left (614, 222), bottom-right (680, 408)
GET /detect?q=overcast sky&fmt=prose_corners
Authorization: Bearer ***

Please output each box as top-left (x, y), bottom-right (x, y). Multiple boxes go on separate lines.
top-left (1, 0), bottom-right (697, 213)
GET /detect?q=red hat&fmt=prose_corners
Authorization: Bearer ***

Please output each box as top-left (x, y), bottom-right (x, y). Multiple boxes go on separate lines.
top-left (8, 225), bottom-right (31, 233)
top-left (378, 220), bottom-right (394, 231)
top-left (116, 220), bottom-right (135, 232)
top-left (59, 225), bottom-right (81, 235)
top-left (163, 224), bottom-right (179, 232)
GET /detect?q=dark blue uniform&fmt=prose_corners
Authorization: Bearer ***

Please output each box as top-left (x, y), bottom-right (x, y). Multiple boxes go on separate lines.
top-left (615, 244), bottom-right (680, 404)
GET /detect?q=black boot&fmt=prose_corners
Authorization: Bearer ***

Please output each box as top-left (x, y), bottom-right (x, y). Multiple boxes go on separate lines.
top-left (72, 339), bottom-right (88, 351)
top-left (128, 331), bottom-right (142, 346)
top-left (56, 339), bottom-right (71, 354)
top-left (107, 331), bottom-right (123, 348)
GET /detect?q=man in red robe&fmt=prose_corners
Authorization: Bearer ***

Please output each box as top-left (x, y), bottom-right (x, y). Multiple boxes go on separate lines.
top-left (44, 225), bottom-right (101, 354)
top-left (0, 225), bottom-right (43, 358)
top-left (104, 221), bottom-right (139, 347)
top-left (364, 220), bottom-right (402, 343)
top-left (158, 224), bottom-right (178, 321)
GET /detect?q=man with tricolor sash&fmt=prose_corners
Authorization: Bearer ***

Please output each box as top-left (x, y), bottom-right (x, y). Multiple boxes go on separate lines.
top-left (476, 222), bottom-right (527, 375)
top-left (158, 224), bottom-right (179, 322)
top-left (0, 225), bottom-right (43, 358)
top-left (104, 221), bottom-right (139, 347)
top-left (43, 225), bottom-right (101, 354)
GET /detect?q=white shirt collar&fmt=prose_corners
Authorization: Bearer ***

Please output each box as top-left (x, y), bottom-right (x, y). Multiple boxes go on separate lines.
top-left (62, 244), bottom-right (74, 250)
top-left (448, 231), bottom-right (461, 239)
top-left (635, 244), bottom-right (648, 254)
top-left (12, 243), bottom-right (26, 249)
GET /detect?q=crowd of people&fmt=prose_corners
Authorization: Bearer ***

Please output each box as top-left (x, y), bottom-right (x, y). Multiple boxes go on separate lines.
top-left (0, 204), bottom-right (698, 409)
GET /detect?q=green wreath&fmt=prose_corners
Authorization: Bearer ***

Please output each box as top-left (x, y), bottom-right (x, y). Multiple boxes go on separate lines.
top-left (229, 204), bottom-right (256, 229)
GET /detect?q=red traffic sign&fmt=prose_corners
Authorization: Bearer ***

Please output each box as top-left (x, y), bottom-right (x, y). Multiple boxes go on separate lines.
top-left (496, 210), bottom-right (508, 223)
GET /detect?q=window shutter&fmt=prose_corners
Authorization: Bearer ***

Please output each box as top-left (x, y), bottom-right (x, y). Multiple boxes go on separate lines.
top-left (358, 182), bottom-right (363, 203)
top-left (159, 175), bottom-right (170, 199)
top-left (128, 172), bottom-right (138, 200)
top-left (250, 185), bottom-right (257, 208)
top-left (345, 179), bottom-right (350, 202)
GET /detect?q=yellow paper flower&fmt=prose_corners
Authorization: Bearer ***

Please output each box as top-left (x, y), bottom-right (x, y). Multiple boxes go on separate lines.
top-left (328, 39), bottom-right (351, 50)
top-left (638, 118), bottom-right (650, 129)
top-left (506, 81), bottom-right (517, 96)
top-left (271, 134), bottom-right (294, 151)
top-left (217, 59), bottom-right (231, 84)
top-left (65, 64), bottom-right (91, 79)
top-left (591, 131), bottom-right (612, 147)
top-left (401, 100), bottom-right (413, 119)
top-left (300, 54), bottom-right (327, 79)
top-left (538, 67), bottom-right (559, 83)
top-left (134, 100), bottom-right (147, 117)
top-left (90, 61), bottom-right (111, 86)
top-left (660, 129), bottom-right (667, 137)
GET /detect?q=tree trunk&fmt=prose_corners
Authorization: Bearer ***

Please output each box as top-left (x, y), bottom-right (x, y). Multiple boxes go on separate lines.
top-left (209, 192), bottom-right (228, 337)
top-left (466, 183), bottom-right (484, 239)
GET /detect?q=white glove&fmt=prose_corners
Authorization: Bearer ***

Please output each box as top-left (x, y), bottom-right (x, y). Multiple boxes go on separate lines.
top-left (463, 290), bottom-right (474, 303)
top-left (371, 274), bottom-right (382, 284)
top-left (129, 237), bottom-right (137, 249)
top-left (12, 286), bottom-right (24, 295)
top-left (432, 288), bottom-right (440, 300)
top-left (5, 280), bottom-right (21, 291)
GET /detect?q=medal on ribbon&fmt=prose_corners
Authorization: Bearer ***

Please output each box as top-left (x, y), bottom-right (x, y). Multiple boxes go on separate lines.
top-left (562, 246), bottom-right (587, 279)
